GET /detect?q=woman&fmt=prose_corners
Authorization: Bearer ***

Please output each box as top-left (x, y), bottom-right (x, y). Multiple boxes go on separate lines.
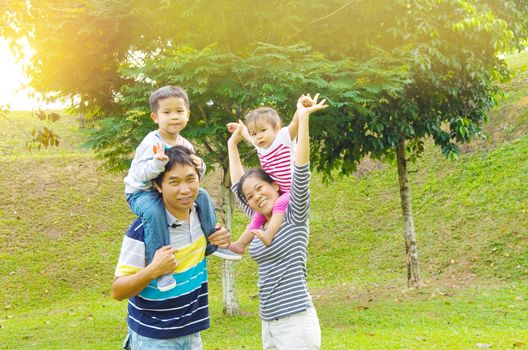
top-left (228, 94), bottom-right (328, 349)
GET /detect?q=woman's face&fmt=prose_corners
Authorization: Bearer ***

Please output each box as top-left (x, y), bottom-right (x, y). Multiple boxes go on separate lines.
top-left (241, 175), bottom-right (280, 217)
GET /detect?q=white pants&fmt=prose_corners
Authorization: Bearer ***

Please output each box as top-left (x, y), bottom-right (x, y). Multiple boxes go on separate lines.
top-left (261, 306), bottom-right (321, 350)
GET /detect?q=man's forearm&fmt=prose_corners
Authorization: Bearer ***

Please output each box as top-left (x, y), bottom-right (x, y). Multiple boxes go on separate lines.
top-left (111, 265), bottom-right (156, 301)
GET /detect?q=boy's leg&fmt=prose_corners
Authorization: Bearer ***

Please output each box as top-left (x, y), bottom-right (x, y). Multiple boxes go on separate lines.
top-left (195, 188), bottom-right (217, 254)
top-left (127, 191), bottom-right (169, 263)
top-left (127, 190), bottom-right (176, 291)
top-left (195, 188), bottom-right (241, 260)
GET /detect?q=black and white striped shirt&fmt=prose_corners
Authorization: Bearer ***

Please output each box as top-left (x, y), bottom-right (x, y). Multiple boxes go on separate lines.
top-left (233, 163), bottom-right (312, 321)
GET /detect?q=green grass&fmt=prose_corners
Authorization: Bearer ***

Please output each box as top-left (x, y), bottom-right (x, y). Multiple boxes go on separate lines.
top-left (1, 54), bottom-right (528, 349)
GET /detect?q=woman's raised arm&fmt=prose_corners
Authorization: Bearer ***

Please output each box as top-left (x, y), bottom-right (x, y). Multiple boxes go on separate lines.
top-left (294, 94), bottom-right (328, 166)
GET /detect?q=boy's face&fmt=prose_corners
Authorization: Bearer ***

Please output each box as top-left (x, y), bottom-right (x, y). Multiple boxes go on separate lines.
top-left (155, 163), bottom-right (200, 215)
top-left (248, 119), bottom-right (280, 149)
top-left (151, 97), bottom-right (190, 137)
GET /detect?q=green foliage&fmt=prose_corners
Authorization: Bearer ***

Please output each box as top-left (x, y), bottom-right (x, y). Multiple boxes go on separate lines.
top-left (310, 0), bottom-right (526, 177)
top-left (89, 43), bottom-right (407, 172)
top-left (2, 0), bottom-right (527, 174)
top-left (26, 111), bottom-right (62, 151)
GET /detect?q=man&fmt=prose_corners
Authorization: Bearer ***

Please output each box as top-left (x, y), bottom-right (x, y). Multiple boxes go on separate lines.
top-left (112, 146), bottom-right (231, 349)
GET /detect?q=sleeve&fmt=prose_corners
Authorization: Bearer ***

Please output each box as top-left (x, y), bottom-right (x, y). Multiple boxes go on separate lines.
top-left (285, 163), bottom-right (310, 225)
top-left (114, 230), bottom-right (146, 277)
top-left (128, 134), bottom-right (169, 183)
top-left (272, 191), bottom-right (290, 214)
top-left (231, 183), bottom-right (255, 219)
top-left (246, 212), bottom-right (267, 231)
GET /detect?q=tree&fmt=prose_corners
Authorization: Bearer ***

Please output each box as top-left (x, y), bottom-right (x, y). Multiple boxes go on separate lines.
top-left (3, 0), bottom-right (527, 291)
top-left (307, 0), bottom-right (526, 287)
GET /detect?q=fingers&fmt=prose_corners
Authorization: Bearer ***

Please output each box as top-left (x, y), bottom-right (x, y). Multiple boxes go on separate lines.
top-left (153, 142), bottom-right (165, 155)
top-left (209, 226), bottom-right (231, 247)
top-left (226, 122), bottom-right (238, 133)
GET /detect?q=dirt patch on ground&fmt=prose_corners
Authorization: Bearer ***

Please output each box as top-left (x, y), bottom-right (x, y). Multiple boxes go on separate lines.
top-left (312, 272), bottom-right (505, 308)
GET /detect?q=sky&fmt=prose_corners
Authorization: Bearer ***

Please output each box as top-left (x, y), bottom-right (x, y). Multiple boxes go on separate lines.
top-left (0, 38), bottom-right (65, 111)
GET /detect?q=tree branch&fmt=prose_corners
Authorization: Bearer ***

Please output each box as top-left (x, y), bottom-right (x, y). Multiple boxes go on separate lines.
top-left (292, 1), bottom-right (356, 39)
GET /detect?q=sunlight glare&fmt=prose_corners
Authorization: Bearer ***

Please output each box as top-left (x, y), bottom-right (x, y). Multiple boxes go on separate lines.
top-left (0, 38), bottom-right (65, 111)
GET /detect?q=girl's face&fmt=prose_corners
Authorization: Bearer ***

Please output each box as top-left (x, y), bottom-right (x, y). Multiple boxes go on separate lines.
top-left (241, 175), bottom-right (280, 218)
top-left (247, 119), bottom-right (280, 149)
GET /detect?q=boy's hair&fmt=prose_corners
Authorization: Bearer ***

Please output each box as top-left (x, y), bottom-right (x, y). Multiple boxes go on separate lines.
top-left (149, 86), bottom-right (190, 112)
top-left (245, 107), bottom-right (282, 130)
top-left (236, 168), bottom-right (276, 205)
top-left (153, 146), bottom-right (200, 188)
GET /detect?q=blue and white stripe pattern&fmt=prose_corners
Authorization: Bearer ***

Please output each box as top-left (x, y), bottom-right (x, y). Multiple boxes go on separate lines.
top-left (115, 218), bottom-right (210, 339)
top-left (233, 163), bottom-right (312, 321)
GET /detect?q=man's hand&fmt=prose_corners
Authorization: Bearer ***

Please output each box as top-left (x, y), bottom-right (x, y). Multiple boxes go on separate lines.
top-left (150, 246), bottom-right (178, 277)
top-left (208, 224), bottom-right (231, 248)
top-left (153, 142), bottom-right (169, 162)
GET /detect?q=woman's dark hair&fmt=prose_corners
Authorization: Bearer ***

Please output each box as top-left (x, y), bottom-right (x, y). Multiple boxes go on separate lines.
top-left (236, 168), bottom-right (275, 205)
top-left (153, 145), bottom-right (200, 188)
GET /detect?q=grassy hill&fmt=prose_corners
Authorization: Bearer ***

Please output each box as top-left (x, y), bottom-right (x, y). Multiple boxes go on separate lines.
top-left (0, 52), bottom-right (527, 349)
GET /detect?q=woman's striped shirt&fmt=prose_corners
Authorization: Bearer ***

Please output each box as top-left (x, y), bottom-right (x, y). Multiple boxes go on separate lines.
top-left (233, 163), bottom-right (312, 321)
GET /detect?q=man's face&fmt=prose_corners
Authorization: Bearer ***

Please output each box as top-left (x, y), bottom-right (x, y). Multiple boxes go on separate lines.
top-left (157, 164), bottom-right (200, 213)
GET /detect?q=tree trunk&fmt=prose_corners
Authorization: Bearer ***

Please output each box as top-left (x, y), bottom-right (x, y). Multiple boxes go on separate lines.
top-left (219, 167), bottom-right (240, 315)
top-left (395, 140), bottom-right (424, 288)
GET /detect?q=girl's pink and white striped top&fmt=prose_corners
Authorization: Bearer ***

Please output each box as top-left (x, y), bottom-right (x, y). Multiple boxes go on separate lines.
top-left (256, 127), bottom-right (296, 193)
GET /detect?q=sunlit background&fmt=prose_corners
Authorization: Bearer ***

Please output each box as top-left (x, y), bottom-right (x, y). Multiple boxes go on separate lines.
top-left (0, 38), bottom-right (64, 110)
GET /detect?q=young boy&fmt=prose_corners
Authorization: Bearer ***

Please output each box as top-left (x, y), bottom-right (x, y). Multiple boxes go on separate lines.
top-left (227, 94), bottom-right (317, 253)
top-left (124, 86), bottom-right (240, 292)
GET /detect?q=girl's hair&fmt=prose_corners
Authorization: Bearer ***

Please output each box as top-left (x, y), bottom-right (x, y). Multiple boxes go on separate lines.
top-left (236, 168), bottom-right (276, 205)
top-left (244, 107), bottom-right (281, 129)
top-left (149, 85), bottom-right (190, 112)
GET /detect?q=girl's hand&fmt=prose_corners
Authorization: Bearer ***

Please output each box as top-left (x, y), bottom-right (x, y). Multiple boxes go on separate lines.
top-left (228, 120), bottom-right (245, 145)
top-left (226, 122), bottom-right (239, 133)
top-left (153, 142), bottom-right (169, 162)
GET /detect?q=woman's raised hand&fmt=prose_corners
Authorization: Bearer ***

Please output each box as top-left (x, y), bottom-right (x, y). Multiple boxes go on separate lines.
top-left (296, 93), bottom-right (328, 117)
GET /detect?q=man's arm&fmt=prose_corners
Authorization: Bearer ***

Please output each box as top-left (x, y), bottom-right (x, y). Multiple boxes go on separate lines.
top-left (111, 246), bottom-right (177, 301)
